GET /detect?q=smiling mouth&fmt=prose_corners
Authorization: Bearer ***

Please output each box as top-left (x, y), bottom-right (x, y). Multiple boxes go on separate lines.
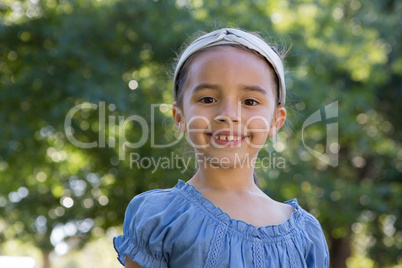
top-left (212, 134), bottom-right (243, 142)
top-left (207, 131), bottom-right (248, 144)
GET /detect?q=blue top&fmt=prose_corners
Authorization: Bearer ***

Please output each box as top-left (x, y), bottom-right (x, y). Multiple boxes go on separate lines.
top-left (113, 180), bottom-right (329, 268)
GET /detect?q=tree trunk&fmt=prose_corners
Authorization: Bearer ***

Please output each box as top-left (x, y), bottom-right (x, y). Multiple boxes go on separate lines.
top-left (330, 236), bottom-right (351, 268)
top-left (43, 251), bottom-right (51, 268)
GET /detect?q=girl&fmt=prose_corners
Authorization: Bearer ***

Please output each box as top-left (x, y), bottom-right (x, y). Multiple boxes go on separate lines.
top-left (114, 28), bottom-right (329, 268)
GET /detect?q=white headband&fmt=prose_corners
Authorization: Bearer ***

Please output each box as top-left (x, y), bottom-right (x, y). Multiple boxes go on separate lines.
top-left (174, 28), bottom-right (286, 105)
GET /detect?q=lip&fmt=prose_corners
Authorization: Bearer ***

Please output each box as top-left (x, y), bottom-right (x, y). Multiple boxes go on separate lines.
top-left (206, 130), bottom-right (249, 146)
top-left (208, 130), bottom-right (247, 138)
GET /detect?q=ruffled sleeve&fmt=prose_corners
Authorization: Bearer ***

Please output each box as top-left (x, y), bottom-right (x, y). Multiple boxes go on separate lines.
top-left (302, 211), bottom-right (330, 268)
top-left (113, 190), bottom-right (171, 268)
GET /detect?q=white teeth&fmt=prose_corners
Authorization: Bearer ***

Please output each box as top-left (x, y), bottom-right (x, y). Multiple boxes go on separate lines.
top-left (213, 135), bottom-right (242, 141)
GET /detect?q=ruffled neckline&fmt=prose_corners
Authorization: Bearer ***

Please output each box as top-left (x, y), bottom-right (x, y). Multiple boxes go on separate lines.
top-left (175, 180), bottom-right (304, 239)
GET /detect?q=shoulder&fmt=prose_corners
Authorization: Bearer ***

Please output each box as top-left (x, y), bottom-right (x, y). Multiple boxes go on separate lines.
top-left (285, 199), bottom-right (324, 233)
top-left (124, 186), bottom-right (191, 228)
top-left (301, 208), bottom-right (324, 232)
top-left (127, 187), bottom-right (180, 214)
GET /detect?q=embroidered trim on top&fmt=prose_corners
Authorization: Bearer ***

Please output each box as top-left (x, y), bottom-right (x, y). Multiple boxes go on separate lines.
top-left (205, 223), bottom-right (228, 267)
top-left (253, 238), bottom-right (264, 268)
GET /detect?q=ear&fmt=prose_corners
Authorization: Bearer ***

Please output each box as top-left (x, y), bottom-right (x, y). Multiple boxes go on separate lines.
top-left (268, 106), bottom-right (286, 137)
top-left (172, 102), bottom-right (186, 132)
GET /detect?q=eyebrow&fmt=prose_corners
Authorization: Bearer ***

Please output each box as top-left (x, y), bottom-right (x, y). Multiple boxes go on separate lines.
top-left (192, 83), bottom-right (267, 95)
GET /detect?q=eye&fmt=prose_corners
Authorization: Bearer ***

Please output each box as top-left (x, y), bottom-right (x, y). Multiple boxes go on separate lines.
top-left (242, 99), bottom-right (259, 106)
top-left (199, 97), bottom-right (216, 104)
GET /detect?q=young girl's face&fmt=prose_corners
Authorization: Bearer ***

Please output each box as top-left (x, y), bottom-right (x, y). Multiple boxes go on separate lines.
top-left (174, 46), bottom-right (286, 167)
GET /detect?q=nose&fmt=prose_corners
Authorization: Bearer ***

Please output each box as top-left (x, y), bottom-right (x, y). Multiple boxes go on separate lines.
top-left (214, 100), bottom-right (240, 124)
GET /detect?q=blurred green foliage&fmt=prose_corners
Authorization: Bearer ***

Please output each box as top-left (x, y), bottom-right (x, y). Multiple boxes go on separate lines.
top-left (0, 0), bottom-right (401, 267)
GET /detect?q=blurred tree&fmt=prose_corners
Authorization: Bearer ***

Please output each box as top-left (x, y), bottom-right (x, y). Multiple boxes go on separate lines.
top-left (0, 0), bottom-right (199, 266)
top-left (0, 0), bottom-right (401, 268)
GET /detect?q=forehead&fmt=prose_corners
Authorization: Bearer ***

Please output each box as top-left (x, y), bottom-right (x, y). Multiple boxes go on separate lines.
top-left (189, 45), bottom-right (269, 68)
top-left (185, 46), bottom-right (275, 85)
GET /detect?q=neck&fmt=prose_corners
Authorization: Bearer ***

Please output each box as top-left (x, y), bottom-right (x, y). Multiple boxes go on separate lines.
top-left (188, 156), bottom-right (258, 192)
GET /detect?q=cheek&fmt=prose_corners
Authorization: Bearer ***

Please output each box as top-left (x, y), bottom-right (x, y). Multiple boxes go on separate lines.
top-left (243, 112), bottom-right (272, 135)
top-left (186, 116), bottom-right (211, 131)
top-left (184, 108), bottom-right (212, 131)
